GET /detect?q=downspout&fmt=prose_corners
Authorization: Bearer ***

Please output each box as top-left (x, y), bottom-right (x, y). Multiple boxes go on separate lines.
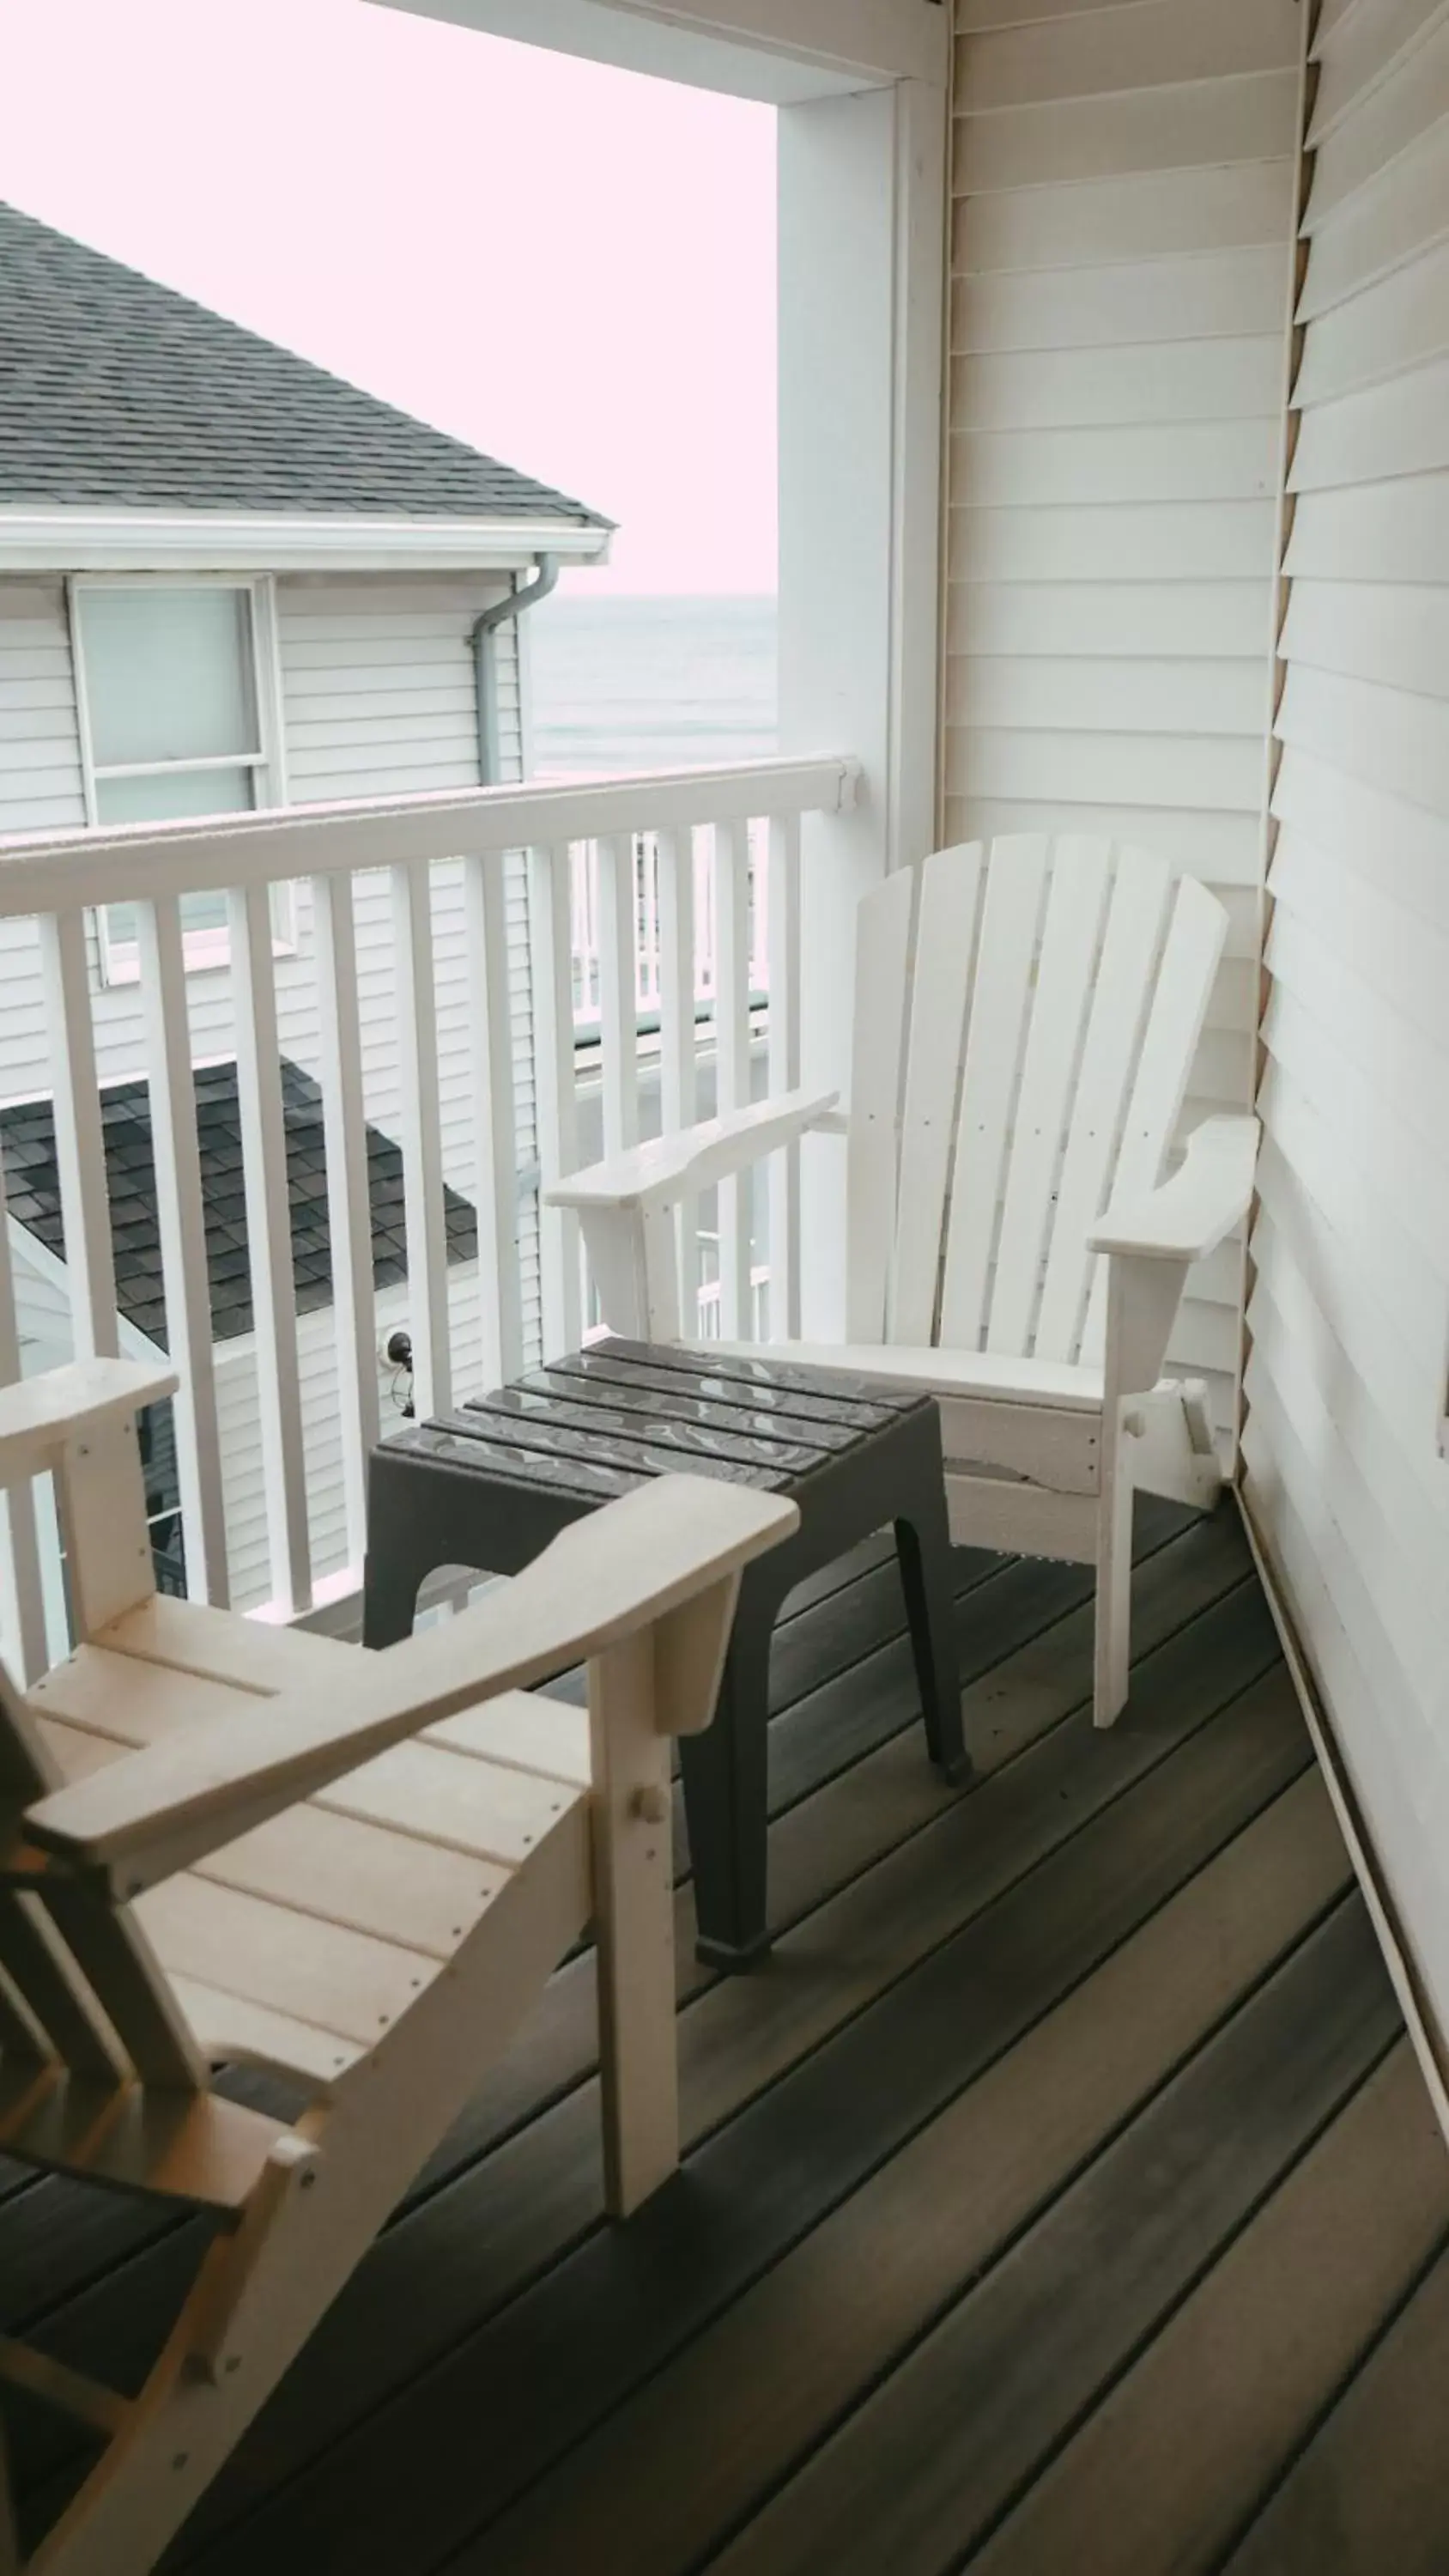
top-left (471, 551), bottom-right (559, 784)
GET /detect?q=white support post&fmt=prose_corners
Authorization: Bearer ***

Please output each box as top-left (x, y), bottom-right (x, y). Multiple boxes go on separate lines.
top-left (227, 881), bottom-right (311, 1618)
top-left (463, 852), bottom-right (524, 1390)
top-left (38, 911), bottom-right (118, 1361)
top-left (657, 825), bottom-right (701, 1329)
top-left (779, 77), bottom-right (946, 1334)
top-left (530, 842), bottom-right (582, 1360)
top-left (766, 811), bottom-right (803, 1340)
top-left (136, 896), bottom-right (230, 1607)
top-left (311, 869), bottom-right (379, 1574)
top-left (712, 817), bottom-right (753, 1340)
top-left (390, 861), bottom-right (452, 1419)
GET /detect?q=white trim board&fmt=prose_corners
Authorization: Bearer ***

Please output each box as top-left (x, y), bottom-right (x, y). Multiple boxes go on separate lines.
top-left (1235, 1485), bottom-right (1449, 2151)
top-left (0, 512), bottom-right (610, 576)
top-left (372, 0), bottom-right (949, 100)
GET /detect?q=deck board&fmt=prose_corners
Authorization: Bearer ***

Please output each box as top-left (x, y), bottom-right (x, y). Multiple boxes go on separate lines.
top-left (1223, 2238), bottom-right (1449, 2576)
top-left (3, 1498), bottom-right (1446, 2573)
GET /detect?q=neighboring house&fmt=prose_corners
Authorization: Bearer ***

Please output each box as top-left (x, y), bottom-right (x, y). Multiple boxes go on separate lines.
top-left (0, 1060), bottom-right (478, 1631)
top-left (0, 199), bottom-right (610, 1611)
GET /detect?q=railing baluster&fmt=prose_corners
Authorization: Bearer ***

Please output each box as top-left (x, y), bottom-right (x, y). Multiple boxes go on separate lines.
top-left (0, 1135), bottom-right (49, 1680)
top-left (713, 818), bottom-right (753, 1340)
top-left (657, 825), bottom-right (700, 1330)
top-left (530, 842), bottom-right (582, 1359)
top-left (597, 833), bottom-right (640, 1159)
top-left (227, 881), bottom-right (311, 1617)
top-left (311, 868), bottom-right (379, 1573)
top-left (136, 896), bottom-right (230, 1604)
top-left (390, 860), bottom-right (452, 1419)
top-left (38, 912), bottom-right (118, 1359)
top-left (767, 812), bottom-right (803, 1341)
top-left (463, 852), bottom-right (523, 1388)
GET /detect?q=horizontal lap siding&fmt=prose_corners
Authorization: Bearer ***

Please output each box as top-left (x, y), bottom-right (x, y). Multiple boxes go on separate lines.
top-left (1248, 0), bottom-right (1449, 2049)
top-left (947, 0), bottom-right (1300, 1444)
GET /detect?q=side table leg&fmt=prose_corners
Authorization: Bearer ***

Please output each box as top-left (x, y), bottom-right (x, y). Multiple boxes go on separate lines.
top-left (678, 1583), bottom-right (778, 1972)
top-left (894, 1424), bottom-right (970, 1787)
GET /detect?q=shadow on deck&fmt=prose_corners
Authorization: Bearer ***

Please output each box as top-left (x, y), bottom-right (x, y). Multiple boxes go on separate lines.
top-left (5, 1499), bottom-right (1448, 2573)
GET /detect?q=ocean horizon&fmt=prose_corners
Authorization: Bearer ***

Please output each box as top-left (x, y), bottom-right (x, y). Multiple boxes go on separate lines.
top-left (527, 592), bottom-right (777, 779)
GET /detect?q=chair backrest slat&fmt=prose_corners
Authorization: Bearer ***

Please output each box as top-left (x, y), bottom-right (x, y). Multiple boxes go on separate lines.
top-left (938, 835), bottom-right (1050, 1352)
top-left (1034, 847), bottom-right (1174, 1361)
top-left (1077, 872), bottom-right (1228, 1366)
top-left (886, 845), bottom-right (985, 1346)
top-left (845, 865), bottom-right (914, 1343)
top-left (986, 839), bottom-right (1113, 1359)
top-left (3, 1640), bottom-right (205, 2095)
top-left (0, 1959), bottom-right (48, 2061)
top-left (0, 1894), bottom-right (126, 2080)
top-left (846, 835), bottom-right (1230, 1370)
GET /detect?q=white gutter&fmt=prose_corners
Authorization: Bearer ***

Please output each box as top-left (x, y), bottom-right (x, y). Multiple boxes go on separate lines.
top-left (0, 509), bottom-right (612, 575)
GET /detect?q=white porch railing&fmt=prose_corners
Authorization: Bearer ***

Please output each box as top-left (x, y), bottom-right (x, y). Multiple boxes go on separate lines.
top-left (0, 755), bottom-right (856, 1665)
top-left (570, 821), bottom-right (770, 1025)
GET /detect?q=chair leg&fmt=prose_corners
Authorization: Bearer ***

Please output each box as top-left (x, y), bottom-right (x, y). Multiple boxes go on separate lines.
top-left (589, 1630), bottom-right (681, 2217)
top-left (894, 1504), bottom-right (968, 1787)
top-left (361, 1537), bottom-right (435, 1649)
top-left (1094, 1428), bottom-right (1135, 1728)
top-left (0, 2411), bottom-right (19, 2576)
top-left (678, 1585), bottom-right (777, 1973)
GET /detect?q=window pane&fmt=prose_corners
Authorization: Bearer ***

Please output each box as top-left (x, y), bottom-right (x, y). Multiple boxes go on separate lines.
top-left (79, 586), bottom-right (259, 768)
top-left (100, 762), bottom-right (252, 947)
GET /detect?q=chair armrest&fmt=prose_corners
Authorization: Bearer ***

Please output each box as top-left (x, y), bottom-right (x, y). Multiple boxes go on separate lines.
top-left (1088, 1116), bottom-right (1258, 1265)
top-left (0, 1358), bottom-right (179, 1486)
top-left (25, 1475), bottom-right (799, 1899)
top-left (547, 1086), bottom-right (840, 1212)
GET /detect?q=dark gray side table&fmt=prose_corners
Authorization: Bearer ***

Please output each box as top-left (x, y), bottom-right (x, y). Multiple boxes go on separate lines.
top-left (362, 1337), bottom-right (967, 1970)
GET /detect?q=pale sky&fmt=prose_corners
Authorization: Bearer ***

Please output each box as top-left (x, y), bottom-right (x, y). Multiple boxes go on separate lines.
top-left (0, 0), bottom-right (778, 593)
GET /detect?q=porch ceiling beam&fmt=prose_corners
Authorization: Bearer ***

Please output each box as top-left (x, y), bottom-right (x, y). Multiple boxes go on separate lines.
top-left (371, 0), bottom-right (949, 100)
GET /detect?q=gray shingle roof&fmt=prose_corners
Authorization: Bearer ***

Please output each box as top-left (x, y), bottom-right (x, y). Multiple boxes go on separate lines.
top-left (0, 1059), bottom-right (477, 1346)
top-left (0, 201), bottom-right (608, 527)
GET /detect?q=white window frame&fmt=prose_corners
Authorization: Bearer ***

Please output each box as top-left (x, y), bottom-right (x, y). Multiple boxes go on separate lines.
top-left (68, 571), bottom-right (294, 984)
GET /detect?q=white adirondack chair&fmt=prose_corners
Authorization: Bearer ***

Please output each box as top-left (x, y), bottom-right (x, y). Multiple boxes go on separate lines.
top-left (552, 835), bottom-right (1258, 1727)
top-left (0, 1358), bottom-right (795, 2576)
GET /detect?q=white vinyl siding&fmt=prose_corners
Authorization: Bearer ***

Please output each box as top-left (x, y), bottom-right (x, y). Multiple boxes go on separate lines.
top-left (1246, 0), bottom-right (1449, 2054)
top-left (0, 567), bottom-right (537, 1612)
top-left (945, 0), bottom-right (1301, 1444)
top-left (0, 581), bottom-right (88, 1097)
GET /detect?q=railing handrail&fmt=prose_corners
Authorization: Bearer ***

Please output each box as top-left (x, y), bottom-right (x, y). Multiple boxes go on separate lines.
top-left (0, 755), bottom-right (860, 917)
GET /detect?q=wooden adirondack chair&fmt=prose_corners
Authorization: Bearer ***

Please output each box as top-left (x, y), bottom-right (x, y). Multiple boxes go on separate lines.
top-left (0, 1358), bottom-right (795, 2576)
top-left (552, 835), bottom-right (1259, 1727)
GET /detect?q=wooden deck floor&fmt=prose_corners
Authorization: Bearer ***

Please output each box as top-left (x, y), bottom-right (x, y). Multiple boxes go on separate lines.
top-left (6, 1499), bottom-right (1449, 2573)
